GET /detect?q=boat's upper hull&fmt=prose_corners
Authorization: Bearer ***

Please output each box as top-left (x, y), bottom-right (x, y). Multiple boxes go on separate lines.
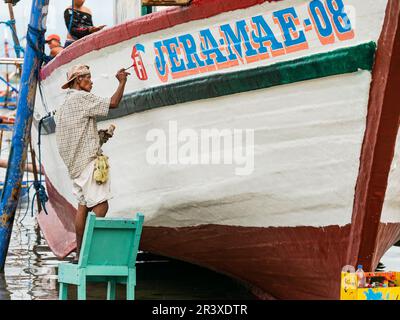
top-left (33, 0), bottom-right (400, 299)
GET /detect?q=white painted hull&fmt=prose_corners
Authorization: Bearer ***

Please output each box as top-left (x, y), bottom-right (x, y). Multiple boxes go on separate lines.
top-left (34, 0), bottom-right (393, 228)
top-left (34, 71), bottom-right (373, 229)
top-left (31, 0), bottom-right (400, 299)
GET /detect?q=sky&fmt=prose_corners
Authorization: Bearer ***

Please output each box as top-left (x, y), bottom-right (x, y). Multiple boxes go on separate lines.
top-left (0, 0), bottom-right (114, 57)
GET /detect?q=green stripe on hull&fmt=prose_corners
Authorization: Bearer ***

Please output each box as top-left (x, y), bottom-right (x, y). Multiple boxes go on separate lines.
top-left (41, 42), bottom-right (376, 134)
top-left (106, 42), bottom-right (376, 120)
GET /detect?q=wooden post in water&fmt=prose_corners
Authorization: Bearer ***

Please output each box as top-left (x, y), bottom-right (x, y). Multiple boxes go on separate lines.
top-left (0, 0), bottom-right (49, 271)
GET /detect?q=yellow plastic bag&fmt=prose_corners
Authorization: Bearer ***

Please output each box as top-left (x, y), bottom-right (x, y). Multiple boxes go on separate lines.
top-left (93, 155), bottom-right (109, 185)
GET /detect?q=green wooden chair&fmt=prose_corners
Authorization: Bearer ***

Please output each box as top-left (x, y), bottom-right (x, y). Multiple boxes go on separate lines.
top-left (58, 212), bottom-right (144, 300)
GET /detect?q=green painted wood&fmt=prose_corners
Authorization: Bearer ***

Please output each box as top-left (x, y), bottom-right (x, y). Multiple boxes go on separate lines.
top-left (127, 268), bottom-right (135, 300)
top-left (59, 283), bottom-right (68, 300)
top-left (107, 280), bottom-right (116, 300)
top-left (77, 284), bottom-right (86, 300)
top-left (77, 270), bottom-right (87, 300)
top-left (85, 266), bottom-right (128, 275)
top-left (141, 5), bottom-right (152, 16)
top-left (79, 213), bottom-right (96, 267)
top-left (41, 42), bottom-right (376, 136)
top-left (57, 212), bottom-right (144, 300)
top-left (58, 263), bottom-right (80, 285)
top-left (129, 213), bottom-right (144, 266)
top-left (94, 219), bottom-right (138, 229)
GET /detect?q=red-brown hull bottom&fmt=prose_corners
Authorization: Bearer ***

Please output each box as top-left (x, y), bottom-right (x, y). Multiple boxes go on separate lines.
top-left (142, 224), bottom-right (347, 300)
top-left (142, 223), bottom-right (400, 299)
top-left (38, 177), bottom-right (400, 299)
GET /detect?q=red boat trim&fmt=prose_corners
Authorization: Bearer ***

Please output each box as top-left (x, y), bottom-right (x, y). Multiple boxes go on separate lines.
top-left (142, 224), bottom-right (353, 300)
top-left (37, 174), bottom-right (77, 258)
top-left (39, 172), bottom-right (352, 299)
top-left (142, 223), bottom-right (400, 299)
top-left (347, 0), bottom-right (400, 270)
top-left (39, 173), bottom-right (400, 299)
top-left (40, 0), bottom-right (281, 80)
top-left (37, 175), bottom-right (400, 300)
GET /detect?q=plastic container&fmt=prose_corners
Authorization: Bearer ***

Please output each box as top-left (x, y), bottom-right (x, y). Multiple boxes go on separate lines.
top-left (356, 265), bottom-right (366, 288)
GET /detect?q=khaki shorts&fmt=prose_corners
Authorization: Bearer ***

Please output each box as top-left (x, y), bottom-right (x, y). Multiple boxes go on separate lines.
top-left (72, 159), bottom-right (112, 208)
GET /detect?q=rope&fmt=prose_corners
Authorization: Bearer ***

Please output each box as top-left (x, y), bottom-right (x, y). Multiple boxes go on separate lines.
top-left (9, 22), bottom-right (54, 219)
top-left (20, 112), bottom-right (53, 221)
top-left (35, 113), bottom-right (54, 215)
top-left (38, 79), bottom-right (50, 113)
top-left (0, 19), bottom-right (24, 57)
top-left (27, 23), bottom-right (51, 112)
top-left (26, 24), bottom-right (51, 67)
top-left (0, 75), bottom-right (18, 93)
top-left (20, 19), bottom-right (53, 217)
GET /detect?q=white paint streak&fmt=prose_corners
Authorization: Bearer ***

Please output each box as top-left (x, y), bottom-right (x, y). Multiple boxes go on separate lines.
top-left (35, 71), bottom-right (372, 228)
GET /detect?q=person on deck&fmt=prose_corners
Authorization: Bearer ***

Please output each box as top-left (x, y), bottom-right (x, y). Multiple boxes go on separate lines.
top-left (55, 64), bottom-right (129, 263)
top-left (45, 34), bottom-right (63, 58)
top-left (64, 0), bottom-right (106, 48)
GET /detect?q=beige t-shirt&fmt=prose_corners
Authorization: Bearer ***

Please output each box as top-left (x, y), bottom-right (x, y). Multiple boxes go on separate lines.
top-left (55, 89), bottom-right (111, 179)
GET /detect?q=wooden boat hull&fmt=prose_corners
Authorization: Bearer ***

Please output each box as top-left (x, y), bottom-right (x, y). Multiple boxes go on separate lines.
top-left (33, 0), bottom-right (400, 299)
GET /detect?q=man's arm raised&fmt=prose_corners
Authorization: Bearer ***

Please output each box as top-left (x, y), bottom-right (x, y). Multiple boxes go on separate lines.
top-left (110, 69), bottom-right (130, 109)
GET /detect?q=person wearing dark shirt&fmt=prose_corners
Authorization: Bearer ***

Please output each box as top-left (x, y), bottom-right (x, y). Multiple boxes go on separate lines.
top-left (64, 0), bottom-right (105, 48)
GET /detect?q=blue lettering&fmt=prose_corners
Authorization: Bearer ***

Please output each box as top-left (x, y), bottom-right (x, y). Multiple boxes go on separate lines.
top-left (250, 15), bottom-right (284, 55)
top-left (219, 20), bottom-right (258, 61)
top-left (273, 7), bottom-right (307, 49)
top-left (199, 28), bottom-right (228, 66)
top-left (177, 33), bottom-right (205, 69)
top-left (309, 0), bottom-right (334, 39)
top-left (326, 0), bottom-right (352, 33)
top-left (163, 37), bottom-right (186, 73)
top-left (154, 41), bottom-right (168, 78)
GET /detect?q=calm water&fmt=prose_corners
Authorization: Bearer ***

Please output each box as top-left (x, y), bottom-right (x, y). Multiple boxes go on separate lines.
top-left (0, 197), bottom-right (255, 300)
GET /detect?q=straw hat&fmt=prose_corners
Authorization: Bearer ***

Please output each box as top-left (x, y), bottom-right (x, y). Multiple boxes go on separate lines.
top-left (61, 64), bottom-right (91, 90)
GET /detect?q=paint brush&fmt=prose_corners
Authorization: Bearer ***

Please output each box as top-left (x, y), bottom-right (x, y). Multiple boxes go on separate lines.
top-left (124, 64), bottom-right (134, 71)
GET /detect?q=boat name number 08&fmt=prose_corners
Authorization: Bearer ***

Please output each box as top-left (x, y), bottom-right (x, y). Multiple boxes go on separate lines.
top-left (131, 0), bottom-right (355, 83)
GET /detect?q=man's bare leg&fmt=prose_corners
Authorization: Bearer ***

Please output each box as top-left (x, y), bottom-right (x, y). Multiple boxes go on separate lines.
top-left (73, 201), bottom-right (109, 263)
top-left (75, 204), bottom-right (89, 262)
top-left (91, 201), bottom-right (109, 218)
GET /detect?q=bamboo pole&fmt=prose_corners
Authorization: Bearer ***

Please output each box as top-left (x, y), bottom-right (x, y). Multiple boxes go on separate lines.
top-left (0, 58), bottom-right (24, 65)
top-left (7, 3), bottom-right (22, 60)
top-left (0, 0), bottom-right (50, 271)
top-left (0, 159), bottom-right (34, 173)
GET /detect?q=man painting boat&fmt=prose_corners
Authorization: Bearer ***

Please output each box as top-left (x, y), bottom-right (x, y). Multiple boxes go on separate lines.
top-left (55, 64), bottom-right (129, 263)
